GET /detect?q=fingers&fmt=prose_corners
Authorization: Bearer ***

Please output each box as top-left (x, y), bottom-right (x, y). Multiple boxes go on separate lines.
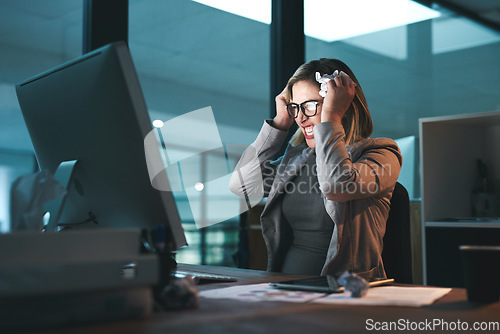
top-left (329, 76), bottom-right (352, 90)
top-left (340, 71), bottom-right (356, 88)
top-left (326, 79), bottom-right (336, 91)
top-left (332, 72), bottom-right (356, 88)
top-left (333, 75), bottom-right (348, 87)
top-left (332, 76), bottom-right (341, 87)
top-left (274, 86), bottom-right (293, 130)
top-left (275, 93), bottom-right (286, 103)
top-left (276, 86), bottom-right (289, 103)
top-left (324, 77), bottom-right (355, 107)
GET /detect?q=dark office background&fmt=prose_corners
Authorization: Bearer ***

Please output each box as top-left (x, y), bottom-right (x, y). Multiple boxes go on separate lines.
top-left (0, 0), bottom-right (499, 266)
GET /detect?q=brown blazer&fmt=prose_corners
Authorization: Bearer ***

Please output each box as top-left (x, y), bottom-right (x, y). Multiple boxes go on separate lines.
top-left (230, 120), bottom-right (402, 279)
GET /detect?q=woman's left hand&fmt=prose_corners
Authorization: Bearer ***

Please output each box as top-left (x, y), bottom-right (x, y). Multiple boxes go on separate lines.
top-left (321, 72), bottom-right (356, 124)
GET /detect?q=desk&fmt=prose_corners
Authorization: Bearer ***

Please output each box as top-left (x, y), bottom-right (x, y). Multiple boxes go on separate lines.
top-left (34, 264), bottom-right (500, 334)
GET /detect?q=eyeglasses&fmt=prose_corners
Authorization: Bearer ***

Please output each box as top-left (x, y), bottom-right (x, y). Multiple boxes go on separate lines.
top-left (286, 100), bottom-right (321, 118)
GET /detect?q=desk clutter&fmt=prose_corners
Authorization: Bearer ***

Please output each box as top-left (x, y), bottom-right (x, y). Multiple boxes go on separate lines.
top-left (200, 283), bottom-right (452, 307)
top-left (200, 283), bottom-right (326, 303)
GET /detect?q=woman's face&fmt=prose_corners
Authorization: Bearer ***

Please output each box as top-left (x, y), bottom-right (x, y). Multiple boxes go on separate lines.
top-left (291, 80), bottom-right (323, 149)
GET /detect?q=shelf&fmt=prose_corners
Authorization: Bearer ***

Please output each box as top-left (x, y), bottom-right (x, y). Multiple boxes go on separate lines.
top-left (425, 221), bottom-right (500, 228)
top-left (420, 111), bottom-right (500, 221)
top-left (420, 110), bottom-right (500, 286)
top-left (419, 110), bottom-right (500, 127)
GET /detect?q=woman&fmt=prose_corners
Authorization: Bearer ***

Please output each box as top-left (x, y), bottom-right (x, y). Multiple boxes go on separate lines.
top-left (229, 58), bottom-right (402, 279)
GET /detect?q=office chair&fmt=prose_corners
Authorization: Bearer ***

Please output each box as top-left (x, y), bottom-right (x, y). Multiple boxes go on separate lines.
top-left (382, 182), bottom-right (413, 284)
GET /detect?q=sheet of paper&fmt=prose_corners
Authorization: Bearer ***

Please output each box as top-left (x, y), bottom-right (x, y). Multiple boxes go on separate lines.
top-left (312, 286), bottom-right (452, 307)
top-left (199, 283), bottom-right (326, 303)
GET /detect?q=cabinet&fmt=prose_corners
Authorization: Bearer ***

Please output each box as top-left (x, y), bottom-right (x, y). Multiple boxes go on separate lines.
top-left (420, 110), bottom-right (500, 287)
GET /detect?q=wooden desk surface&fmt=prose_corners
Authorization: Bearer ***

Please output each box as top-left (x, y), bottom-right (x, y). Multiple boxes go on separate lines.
top-left (33, 264), bottom-right (500, 334)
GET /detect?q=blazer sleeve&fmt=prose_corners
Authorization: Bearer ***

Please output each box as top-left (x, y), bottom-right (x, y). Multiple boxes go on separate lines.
top-left (229, 120), bottom-right (288, 200)
top-left (314, 121), bottom-right (402, 202)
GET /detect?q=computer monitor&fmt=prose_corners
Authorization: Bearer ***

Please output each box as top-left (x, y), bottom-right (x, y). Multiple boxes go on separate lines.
top-left (15, 41), bottom-right (187, 251)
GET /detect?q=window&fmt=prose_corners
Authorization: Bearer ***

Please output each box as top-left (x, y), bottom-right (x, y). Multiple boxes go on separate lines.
top-left (129, 0), bottom-right (270, 265)
top-left (306, 4), bottom-right (500, 198)
top-left (0, 0), bottom-right (83, 232)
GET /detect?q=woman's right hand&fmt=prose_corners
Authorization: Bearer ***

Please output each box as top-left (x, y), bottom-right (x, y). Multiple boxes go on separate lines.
top-left (272, 87), bottom-right (294, 131)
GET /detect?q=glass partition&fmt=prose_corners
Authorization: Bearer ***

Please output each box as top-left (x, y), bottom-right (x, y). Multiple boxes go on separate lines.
top-left (305, 2), bottom-right (500, 198)
top-left (0, 0), bottom-right (83, 232)
top-left (129, 0), bottom-right (271, 265)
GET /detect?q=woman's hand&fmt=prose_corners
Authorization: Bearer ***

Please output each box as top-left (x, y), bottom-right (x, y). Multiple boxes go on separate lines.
top-left (321, 72), bottom-right (356, 124)
top-left (273, 87), bottom-right (294, 131)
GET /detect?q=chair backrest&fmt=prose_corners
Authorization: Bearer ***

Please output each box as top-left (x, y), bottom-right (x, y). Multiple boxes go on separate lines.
top-left (382, 182), bottom-right (413, 283)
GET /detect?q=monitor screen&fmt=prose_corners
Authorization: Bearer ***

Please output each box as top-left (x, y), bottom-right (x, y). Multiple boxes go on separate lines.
top-left (15, 42), bottom-right (187, 251)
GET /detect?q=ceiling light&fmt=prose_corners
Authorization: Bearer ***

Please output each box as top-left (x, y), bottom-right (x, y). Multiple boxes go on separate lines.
top-left (193, 0), bottom-right (271, 24)
top-left (192, 0), bottom-right (440, 42)
top-left (152, 120), bottom-right (164, 128)
top-left (304, 0), bottom-right (440, 42)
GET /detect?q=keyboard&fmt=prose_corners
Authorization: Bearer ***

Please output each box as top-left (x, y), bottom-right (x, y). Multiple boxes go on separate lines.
top-left (173, 270), bottom-right (237, 284)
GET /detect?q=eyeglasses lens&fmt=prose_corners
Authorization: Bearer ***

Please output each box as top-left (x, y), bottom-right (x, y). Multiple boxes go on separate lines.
top-left (287, 104), bottom-right (299, 118)
top-left (303, 102), bottom-right (317, 116)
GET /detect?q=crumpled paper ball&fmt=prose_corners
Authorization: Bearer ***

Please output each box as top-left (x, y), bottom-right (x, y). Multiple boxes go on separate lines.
top-left (338, 271), bottom-right (369, 298)
top-left (156, 276), bottom-right (199, 310)
top-left (315, 70), bottom-right (356, 97)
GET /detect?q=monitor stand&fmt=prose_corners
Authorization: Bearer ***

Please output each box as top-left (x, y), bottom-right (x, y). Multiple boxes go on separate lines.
top-left (43, 159), bottom-right (78, 231)
top-left (43, 160), bottom-right (98, 231)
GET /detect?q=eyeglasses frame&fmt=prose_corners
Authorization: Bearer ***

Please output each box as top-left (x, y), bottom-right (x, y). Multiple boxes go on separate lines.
top-left (286, 100), bottom-right (321, 119)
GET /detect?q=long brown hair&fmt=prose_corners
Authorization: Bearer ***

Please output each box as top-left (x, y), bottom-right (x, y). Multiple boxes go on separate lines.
top-left (287, 58), bottom-right (373, 146)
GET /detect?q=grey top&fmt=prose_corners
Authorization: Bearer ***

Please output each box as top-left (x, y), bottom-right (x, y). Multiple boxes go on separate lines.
top-left (230, 120), bottom-right (402, 280)
top-left (281, 153), bottom-right (333, 275)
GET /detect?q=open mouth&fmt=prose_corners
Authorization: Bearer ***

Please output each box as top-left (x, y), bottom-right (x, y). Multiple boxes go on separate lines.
top-left (303, 125), bottom-right (314, 138)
